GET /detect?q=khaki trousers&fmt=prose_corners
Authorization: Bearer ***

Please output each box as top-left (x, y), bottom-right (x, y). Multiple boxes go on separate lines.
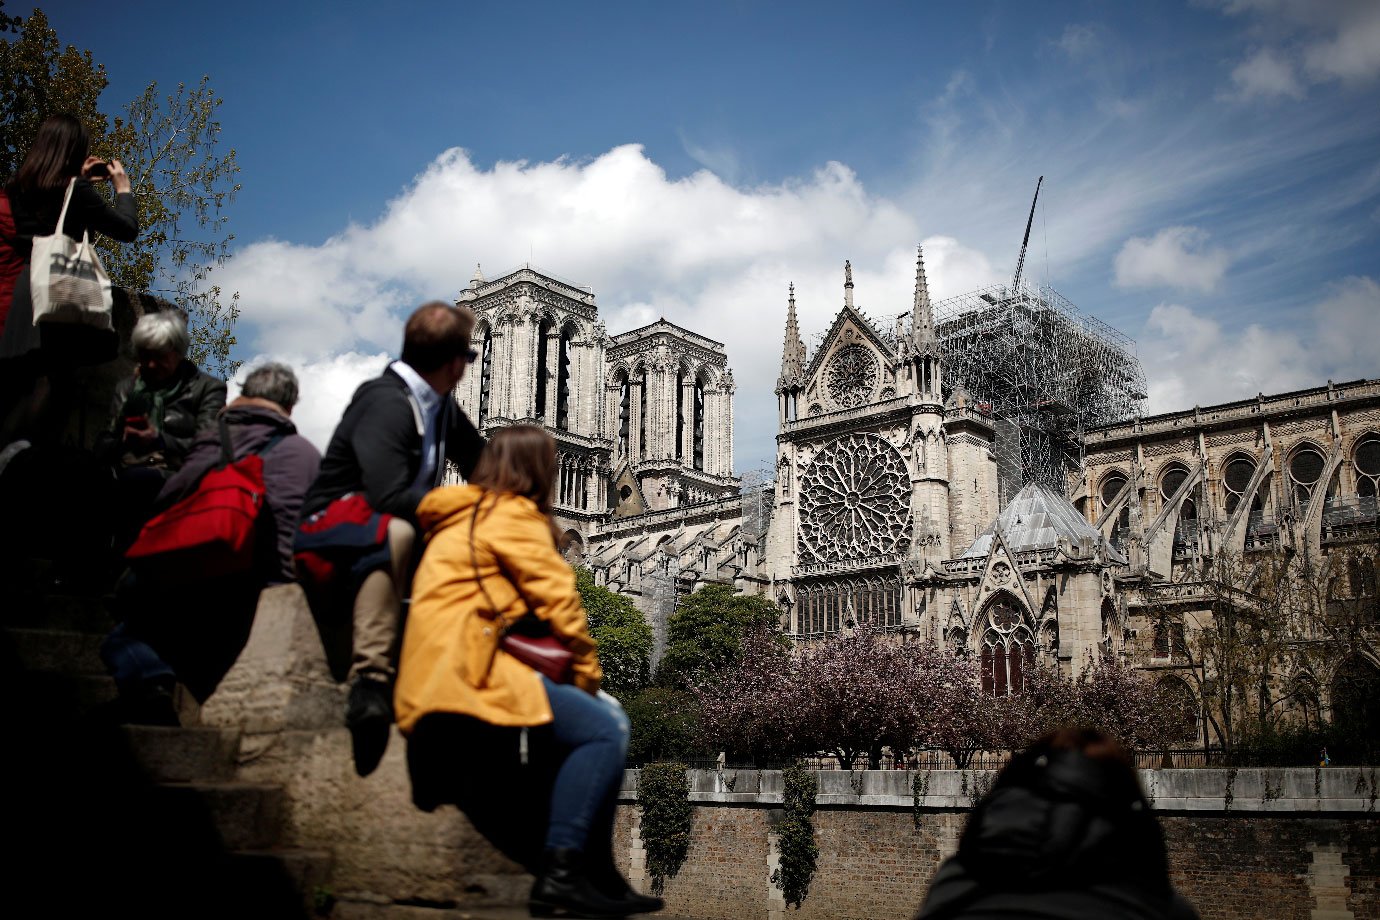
top-left (350, 517), bottom-right (416, 680)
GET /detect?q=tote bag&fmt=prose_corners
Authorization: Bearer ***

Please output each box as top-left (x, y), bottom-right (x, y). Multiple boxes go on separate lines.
top-left (29, 178), bottom-right (113, 330)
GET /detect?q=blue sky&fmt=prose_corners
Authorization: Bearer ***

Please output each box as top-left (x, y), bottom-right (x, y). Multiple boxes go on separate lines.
top-left (15, 1), bottom-right (1380, 468)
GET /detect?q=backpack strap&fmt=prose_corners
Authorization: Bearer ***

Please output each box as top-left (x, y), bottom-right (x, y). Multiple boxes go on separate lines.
top-left (216, 416), bottom-right (289, 469)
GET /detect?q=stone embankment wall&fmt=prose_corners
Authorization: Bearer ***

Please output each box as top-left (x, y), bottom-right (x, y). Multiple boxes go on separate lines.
top-left (204, 590), bottom-right (1379, 917)
top-left (612, 768), bottom-right (1380, 920)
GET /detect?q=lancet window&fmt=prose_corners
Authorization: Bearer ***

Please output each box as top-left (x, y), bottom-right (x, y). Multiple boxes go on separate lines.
top-left (693, 372), bottom-right (706, 471)
top-left (979, 595), bottom-right (1035, 696)
top-left (1289, 446), bottom-right (1326, 509)
top-left (616, 371), bottom-right (630, 458)
top-left (477, 327), bottom-right (493, 427)
top-left (1222, 454), bottom-right (1260, 516)
top-left (794, 572), bottom-right (903, 635)
top-left (556, 323), bottom-right (573, 430)
top-left (535, 317), bottom-right (554, 419)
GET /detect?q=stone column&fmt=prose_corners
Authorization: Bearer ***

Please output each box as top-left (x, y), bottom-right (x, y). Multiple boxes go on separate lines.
top-left (630, 377), bottom-right (643, 462)
top-left (680, 377), bottom-right (695, 463)
top-left (542, 326), bottom-right (560, 425)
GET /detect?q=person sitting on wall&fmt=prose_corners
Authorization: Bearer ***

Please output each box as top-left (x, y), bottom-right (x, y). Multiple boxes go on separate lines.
top-left (915, 727), bottom-right (1200, 920)
top-left (101, 362), bottom-right (320, 725)
top-left (295, 301), bottom-right (484, 776)
top-left (104, 310), bottom-right (227, 553)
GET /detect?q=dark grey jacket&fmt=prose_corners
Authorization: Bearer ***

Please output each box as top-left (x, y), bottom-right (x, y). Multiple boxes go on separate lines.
top-left (110, 359), bottom-right (228, 471)
top-left (157, 401), bottom-right (321, 584)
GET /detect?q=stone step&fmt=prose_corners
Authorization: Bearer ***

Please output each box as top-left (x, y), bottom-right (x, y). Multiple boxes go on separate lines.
top-left (7, 626), bottom-right (106, 674)
top-left (26, 670), bottom-right (118, 713)
top-left (153, 782), bottom-right (285, 851)
top-left (229, 848), bottom-right (333, 917)
top-left (123, 725), bottom-right (240, 782)
top-left (10, 591), bottom-right (115, 634)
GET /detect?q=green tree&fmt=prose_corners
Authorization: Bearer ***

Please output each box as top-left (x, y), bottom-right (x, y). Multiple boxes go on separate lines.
top-left (656, 583), bottom-right (781, 689)
top-left (1, 9), bottom-right (241, 377)
top-left (623, 687), bottom-right (700, 764)
top-left (0, 7), bottom-right (107, 177)
top-left (576, 567), bottom-right (652, 696)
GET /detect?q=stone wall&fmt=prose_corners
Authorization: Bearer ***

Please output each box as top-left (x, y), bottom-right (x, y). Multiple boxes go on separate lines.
top-left (613, 768), bottom-right (1380, 920)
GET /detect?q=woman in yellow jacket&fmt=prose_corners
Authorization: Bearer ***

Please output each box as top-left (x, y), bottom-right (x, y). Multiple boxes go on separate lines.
top-left (396, 425), bottom-right (660, 918)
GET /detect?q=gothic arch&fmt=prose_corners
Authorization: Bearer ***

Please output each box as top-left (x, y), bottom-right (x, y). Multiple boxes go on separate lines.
top-left (978, 590), bottom-right (1035, 696)
top-left (1155, 676), bottom-right (1199, 744)
top-left (1285, 439), bottom-right (1329, 508)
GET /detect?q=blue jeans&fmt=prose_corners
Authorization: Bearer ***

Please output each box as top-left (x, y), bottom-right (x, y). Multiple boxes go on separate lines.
top-left (541, 676), bottom-right (630, 852)
top-left (101, 622), bottom-right (175, 695)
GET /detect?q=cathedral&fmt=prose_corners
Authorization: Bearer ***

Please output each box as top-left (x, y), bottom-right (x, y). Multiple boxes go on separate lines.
top-left (450, 256), bottom-right (1379, 728)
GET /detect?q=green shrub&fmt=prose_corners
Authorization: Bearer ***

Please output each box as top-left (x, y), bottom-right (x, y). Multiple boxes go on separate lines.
top-left (771, 763), bottom-right (818, 909)
top-left (637, 762), bottom-right (693, 895)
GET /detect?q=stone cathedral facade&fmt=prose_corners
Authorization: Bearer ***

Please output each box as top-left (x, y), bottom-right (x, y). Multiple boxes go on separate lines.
top-left (448, 257), bottom-right (1377, 721)
top-left (451, 265), bottom-right (765, 658)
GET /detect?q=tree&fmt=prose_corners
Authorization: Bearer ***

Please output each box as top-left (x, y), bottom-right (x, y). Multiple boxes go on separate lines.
top-left (1, 9), bottom-right (241, 377)
top-left (103, 77), bottom-right (240, 377)
top-left (623, 687), bottom-right (700, 764)
top-left (576, 567), bottom-right (652, 696)
top-left (692, 628), bottom-right (797, 765)
top-left (0, 8), bottom-right (107, 178)
top-left (656, 584), bottom-right (780, 689)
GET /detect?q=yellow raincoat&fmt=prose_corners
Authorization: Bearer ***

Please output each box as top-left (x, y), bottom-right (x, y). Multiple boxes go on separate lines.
top-left (394, 485), bottom-right (601, 734)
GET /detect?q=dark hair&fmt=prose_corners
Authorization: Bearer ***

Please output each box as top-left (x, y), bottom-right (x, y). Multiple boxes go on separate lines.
top-left (13, 114), bottom-right (90, 192)
top-left (400, 301), bottom-right (475, 373)
top-left (469, 425), bottom-right (562, 546)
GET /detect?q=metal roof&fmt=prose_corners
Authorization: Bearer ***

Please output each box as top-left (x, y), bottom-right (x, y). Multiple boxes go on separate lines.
top-left (961, 482), bottom-right (1127, 564)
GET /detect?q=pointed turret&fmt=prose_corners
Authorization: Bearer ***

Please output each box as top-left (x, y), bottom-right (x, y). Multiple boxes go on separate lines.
top-left (779, 282), bottom-right (807, 385)
top-left (909, 245), bottom-right (943, 400)
top-left (470, 263), bottom-right (486, 288)
top-left (910, 245), bottom-right (937, 356)
top-left (777, 283), bottom-right (807, 424)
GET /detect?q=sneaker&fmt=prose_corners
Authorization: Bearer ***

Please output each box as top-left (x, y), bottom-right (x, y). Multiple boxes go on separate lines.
top-left (345, 675), bottom-right (393, 777)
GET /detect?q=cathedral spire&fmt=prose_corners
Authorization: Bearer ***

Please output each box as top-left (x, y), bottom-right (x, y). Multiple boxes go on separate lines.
top-left (779, 282), bottom-right (806, 386)
top-left (844, 259), bottom-right (854, 309)
top-left (910, 245), bottom-right (937, 355)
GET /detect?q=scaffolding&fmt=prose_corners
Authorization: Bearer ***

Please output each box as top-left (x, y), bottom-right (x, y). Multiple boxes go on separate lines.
top-left (930, 281), bottom-right (1147, 504)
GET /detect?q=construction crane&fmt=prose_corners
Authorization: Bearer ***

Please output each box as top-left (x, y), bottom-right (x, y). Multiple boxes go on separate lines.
top-left (1010, 175), bottom-right (1043, 292)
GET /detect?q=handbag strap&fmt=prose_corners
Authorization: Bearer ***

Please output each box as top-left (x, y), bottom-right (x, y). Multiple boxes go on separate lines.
top-left (53, 177), bottom-right (79, 240)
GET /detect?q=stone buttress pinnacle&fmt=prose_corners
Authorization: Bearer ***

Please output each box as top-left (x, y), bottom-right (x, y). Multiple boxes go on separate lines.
top-left (779, 282), bottom-right (806, 387)
top-left (910, 245), bottom-right (938, 355)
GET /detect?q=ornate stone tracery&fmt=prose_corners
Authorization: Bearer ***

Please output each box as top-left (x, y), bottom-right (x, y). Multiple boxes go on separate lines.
top-left (825, 344), bottom-right (879, 408)
top-left (796, 433), bottom-right (911, 565)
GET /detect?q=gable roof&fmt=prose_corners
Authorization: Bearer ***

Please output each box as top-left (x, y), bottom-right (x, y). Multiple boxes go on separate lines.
top-left (961, 483), bottom-right (1127, 564)
top-left (800, 304), bottom-right (897, 387)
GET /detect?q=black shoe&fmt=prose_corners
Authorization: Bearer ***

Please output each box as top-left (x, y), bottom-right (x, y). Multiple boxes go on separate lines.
top-left (530, 849), bottom-right (638, 918)
top-left (345, 675), bottom-right (392, 777)
top-left (591, 865), bottom-right (664, 914)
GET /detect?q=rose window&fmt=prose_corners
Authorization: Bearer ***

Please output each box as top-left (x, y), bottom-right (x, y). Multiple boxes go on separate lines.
top-left (797, 433), bottom-right (911, 564)
top-left (825, 345), bottom-right (879, 409)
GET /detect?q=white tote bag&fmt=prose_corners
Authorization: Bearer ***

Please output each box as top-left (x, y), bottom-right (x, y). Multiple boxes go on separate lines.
top-left (29, 177), bottom-right (114, 330)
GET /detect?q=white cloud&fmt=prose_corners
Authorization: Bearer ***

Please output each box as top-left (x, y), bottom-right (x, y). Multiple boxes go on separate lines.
top-left (1226, 47), bottom-right (1305, 100)
top-left (231, 351), bottom-right (391, 450)
top-left (1113, 226), bottom-right (1231, 292)
top-left (1139, 275), bottom-right (1380, 412)
top-left (221, 145), bottom-right (1001, 469)
top-left (1211, 0), bottom-right (1380, 98)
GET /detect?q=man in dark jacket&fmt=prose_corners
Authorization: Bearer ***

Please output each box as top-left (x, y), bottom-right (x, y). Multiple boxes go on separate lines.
top-left (101, 362), bottom-right (321, 724)
top-left (297, 301), bottom-right (484, 776)
top-left (916, 728), bottom-right (1200, 920)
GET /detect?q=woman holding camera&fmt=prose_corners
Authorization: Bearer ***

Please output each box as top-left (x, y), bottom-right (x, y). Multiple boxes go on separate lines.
top-left (1, 113), bottom-right (138, 441)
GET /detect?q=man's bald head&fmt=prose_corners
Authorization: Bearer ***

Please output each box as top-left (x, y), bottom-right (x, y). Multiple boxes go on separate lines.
top-left (401, 301), bottom-right (476, 373)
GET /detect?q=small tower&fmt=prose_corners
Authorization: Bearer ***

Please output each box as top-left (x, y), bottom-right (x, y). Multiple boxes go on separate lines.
top-left (776, 283), bottom-right (806, 424)
top-left (910, 245), bottom-right (942, 401)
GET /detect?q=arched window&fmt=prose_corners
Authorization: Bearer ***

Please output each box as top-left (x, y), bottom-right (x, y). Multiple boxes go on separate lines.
top-left (557, 322), bottom-right (574, 430)
top-left (616, 371), bottom-right (630, 458)
top-left (1100, 598), bottom-right (1116, 656)
top-left (1355, 436), bottom-right (1380, 500)
top-left (1222, 454), bottom-right (1257, 516)
top-left (1331, 656), bottom-right (1380, 740)
top-left (534, 317), bottom-right (554, 419)
top-left (676, 366), bottom-right (686, 460)
top-left (979, 595), bottom-right (1034, 696)
top-left (477, 326), bottom-right (493, 427)
top-left (1160, 463), bottom-right (1189, 504)
top-left (693, 372), bottom-right (707, 471)
top-left (1289, 445), bottom-right (1326, 509)
top-left (637, 373), bottom-right (649, 459)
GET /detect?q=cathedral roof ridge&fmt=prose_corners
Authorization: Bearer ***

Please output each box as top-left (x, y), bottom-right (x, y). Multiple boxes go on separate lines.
top-left (961, 482), bottom-right (1126, 564)
top-left (473, 262), bottom-right (595, 301)
top-left (611, 316), bottom-right (727, 351)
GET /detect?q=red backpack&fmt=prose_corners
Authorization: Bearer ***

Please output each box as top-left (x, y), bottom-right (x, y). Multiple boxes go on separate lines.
top-left (0, 188), bottom-right (25, 335)
top-left (126, 418), bottom-right (283, 582)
